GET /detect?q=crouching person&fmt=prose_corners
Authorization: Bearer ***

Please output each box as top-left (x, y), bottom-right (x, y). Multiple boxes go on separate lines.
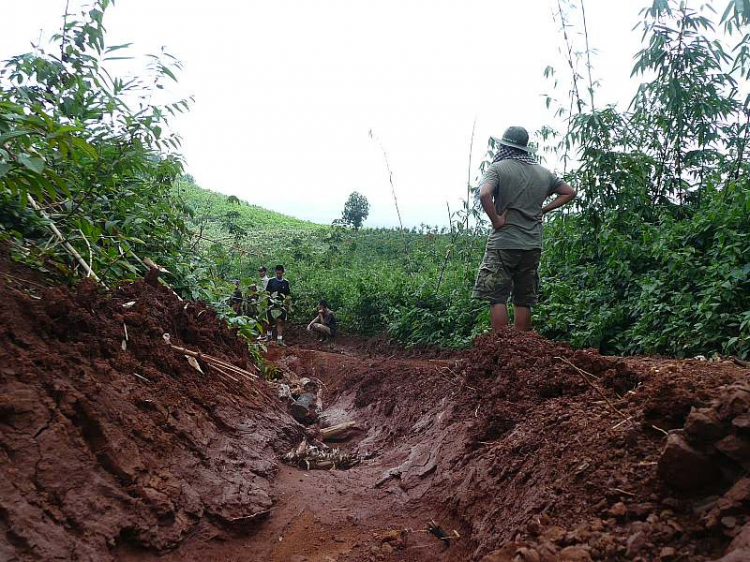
top-left (307, 300), bottom-right (338, 341)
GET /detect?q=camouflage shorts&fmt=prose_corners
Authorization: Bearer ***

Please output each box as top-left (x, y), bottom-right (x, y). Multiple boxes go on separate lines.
top-left (472, 248), bottom-right (541, 307)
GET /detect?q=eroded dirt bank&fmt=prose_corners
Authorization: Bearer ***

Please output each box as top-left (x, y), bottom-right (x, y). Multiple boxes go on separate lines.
top-left (0, 261), bottom-right (302, 561)
top-left (2, 255), bottom-right (749, 561)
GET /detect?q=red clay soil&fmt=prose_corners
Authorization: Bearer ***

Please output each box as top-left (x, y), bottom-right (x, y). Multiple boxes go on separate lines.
top-left (2, 252), bottom-right (750, 562)
top-left (250, 334), bottom-right (749, 562)
top-left (0, 259), bottom-right (302, 561)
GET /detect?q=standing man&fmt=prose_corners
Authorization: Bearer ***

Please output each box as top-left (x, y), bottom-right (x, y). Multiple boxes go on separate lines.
top-left (472, 126), bottom-right (576, 332)
top-left (230, 279), bottom-right (244, 314)
top-left (258, 266), bottom-right (270, 291)
top-left (257, 266), bottom-right (271, 339)
top-left (266, 265), bottom-right (291, 345)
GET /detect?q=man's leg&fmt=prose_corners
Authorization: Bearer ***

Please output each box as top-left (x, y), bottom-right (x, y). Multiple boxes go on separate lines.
top-left (510, 249), bottom-right (541, 332)
top-left (277, 319), bottom-right (284, 339)
top-left (513, 306), bottom-right (532, 332)
top-left (490, 303), bottom-right (510, 332)
top-left (472, 249), bottom-right (513, 332)
top-left (311, 323), bottom-right (332, 341)
top-left (312, 323), bottom-right (332, 335)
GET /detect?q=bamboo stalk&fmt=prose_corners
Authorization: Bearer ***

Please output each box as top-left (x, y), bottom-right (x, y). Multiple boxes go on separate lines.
top-left (27, 194), bottom-right (107, 288)
top-left (77, 228), bottom-right (95, 278)
top-left (210, 363), bottom-right (240, 383)
top-left (466, 117), bottom-right (477, 231)
top-left (170, 344), bottom-right (258, 379)
top-left (369, 129), bottom-right (408, 256)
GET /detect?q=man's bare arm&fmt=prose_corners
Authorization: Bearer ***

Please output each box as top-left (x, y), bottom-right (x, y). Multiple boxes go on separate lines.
top-left (479, 183), bottom-right (507, 230)
top-left (542, 182), bottom-right (577, 215)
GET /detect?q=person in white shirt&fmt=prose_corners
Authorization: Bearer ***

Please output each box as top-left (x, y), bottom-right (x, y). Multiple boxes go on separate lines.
top-left (258, 266), bottom-right (270, 291)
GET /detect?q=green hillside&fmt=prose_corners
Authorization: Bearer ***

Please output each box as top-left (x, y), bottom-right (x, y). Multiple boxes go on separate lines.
top-left (177, 180), bottom-right (321, 236)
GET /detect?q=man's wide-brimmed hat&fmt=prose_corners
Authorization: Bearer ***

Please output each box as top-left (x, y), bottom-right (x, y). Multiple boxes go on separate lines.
top-left (493, 126), bottom-right (532, 152)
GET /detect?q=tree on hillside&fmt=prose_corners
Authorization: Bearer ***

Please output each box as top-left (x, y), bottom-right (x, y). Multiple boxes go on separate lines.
top-left (339, 192), bottom-right (370, 230)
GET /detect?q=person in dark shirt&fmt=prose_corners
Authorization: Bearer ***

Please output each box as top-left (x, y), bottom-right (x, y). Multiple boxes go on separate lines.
top-left (266, 264), bottom-right (291, 344)
top-left (243, 284), bottom-right (260, 318)
top-left (306, 299), bottom-right (338, 342)
top-left (230, 279), bottom-right (243, 314)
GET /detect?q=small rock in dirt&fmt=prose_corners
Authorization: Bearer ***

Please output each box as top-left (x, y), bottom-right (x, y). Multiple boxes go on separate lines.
top-left (729, 522), bottom-right (750, 551)
top-left (658, 431), bottom-right (721, 490)
top-left (380, 543), bottom-right (393, 555)
top-left (716, 385), bottom-right (750, 420)
top-left (515, 546), bottom-right (541, 562)
top-left (379, 529), bottom-right (404, 548)
top-left (716, 434), bottom-right (750, 465)
top-left (723, 478), bottom-right (750, 507)
top-left (684, 407), bottom-right (727, 442)
top-left (480, 549), bottom-right (515, 562)
top-left (722, 516), bottom-right (738, 529)
top-left (659, 546), bottom-right (676, 560)
top-left (714, 549), bottom-right (750, 562)
top-left (288, 392), bottom-right (319, 425)
top-left (629, 503), bottom-right (657, 519)
top-left (526, 518), bottom-right (543, 536)
top-left (609, 502), bottom-right (627, 519)
top-left (733, 413), bottom-right (750, 434)
top-left (558, 545), bottom-right (592, 561)
top-left (542, 526), bottom-right (567, 544)
top-left (626, 531), bottom-right (647, 556)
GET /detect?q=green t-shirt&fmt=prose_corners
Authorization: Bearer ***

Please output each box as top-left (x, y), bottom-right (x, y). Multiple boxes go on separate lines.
top-left (481, 160), bottom-right (563, 250)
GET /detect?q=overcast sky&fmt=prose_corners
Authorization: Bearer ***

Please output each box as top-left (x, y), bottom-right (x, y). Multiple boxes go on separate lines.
top-left (1, 0), bottom-right (647, 227)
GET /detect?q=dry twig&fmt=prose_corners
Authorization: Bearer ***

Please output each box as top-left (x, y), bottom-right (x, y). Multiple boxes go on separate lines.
top-left (170, 344), bottom-right (258, 379)
top-left (555, 356), bottom-right (631, 424)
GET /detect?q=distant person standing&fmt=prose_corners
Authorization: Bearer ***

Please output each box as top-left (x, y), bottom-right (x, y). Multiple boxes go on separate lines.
top-left (307, 299), bottom-right (338, 342)
top-left (244, 284), bottom-right (260, 318)
top-left (256, 266), bottom-right (272, 339)
top-left (266, 265), bottom-right (291, 345)
top-left (258, 266), bottom-right (270, 291)
top-left (230, 279), bottom-right (243, 314)
top-left (472, 126), bottom-right (576, 332)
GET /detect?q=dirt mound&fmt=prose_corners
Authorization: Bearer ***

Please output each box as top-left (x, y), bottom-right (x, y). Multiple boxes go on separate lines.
top-left (0, 271), bottom-right (301, 561)
top-left (451, 332), bottom-right (746, 560)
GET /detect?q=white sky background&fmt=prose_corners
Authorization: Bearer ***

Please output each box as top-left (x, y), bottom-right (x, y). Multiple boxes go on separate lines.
top-left (1, 0), bottom-right (648, 227)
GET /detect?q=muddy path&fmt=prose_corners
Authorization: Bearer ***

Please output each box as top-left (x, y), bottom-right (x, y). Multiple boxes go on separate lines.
top-left (121, 344), bottom-right (472, 561)
top-left (121, 335), bottom-right (750, 562)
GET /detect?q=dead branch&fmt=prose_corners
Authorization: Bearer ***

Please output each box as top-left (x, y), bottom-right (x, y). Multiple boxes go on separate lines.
top-left (170, 344), bottom-right (258, 379)
top-left (1, 273), bottom-right (47, 289)
top-left (651, 424), bottom-right (669, 437)
top-left (27, 194), bottom-right (107, 288)
top-left (555, 356), bottom-right (630, 424)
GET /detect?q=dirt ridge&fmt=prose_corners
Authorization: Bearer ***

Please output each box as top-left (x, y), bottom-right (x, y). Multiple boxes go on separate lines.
top-left (0, 268), bottom-right (302, 561)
